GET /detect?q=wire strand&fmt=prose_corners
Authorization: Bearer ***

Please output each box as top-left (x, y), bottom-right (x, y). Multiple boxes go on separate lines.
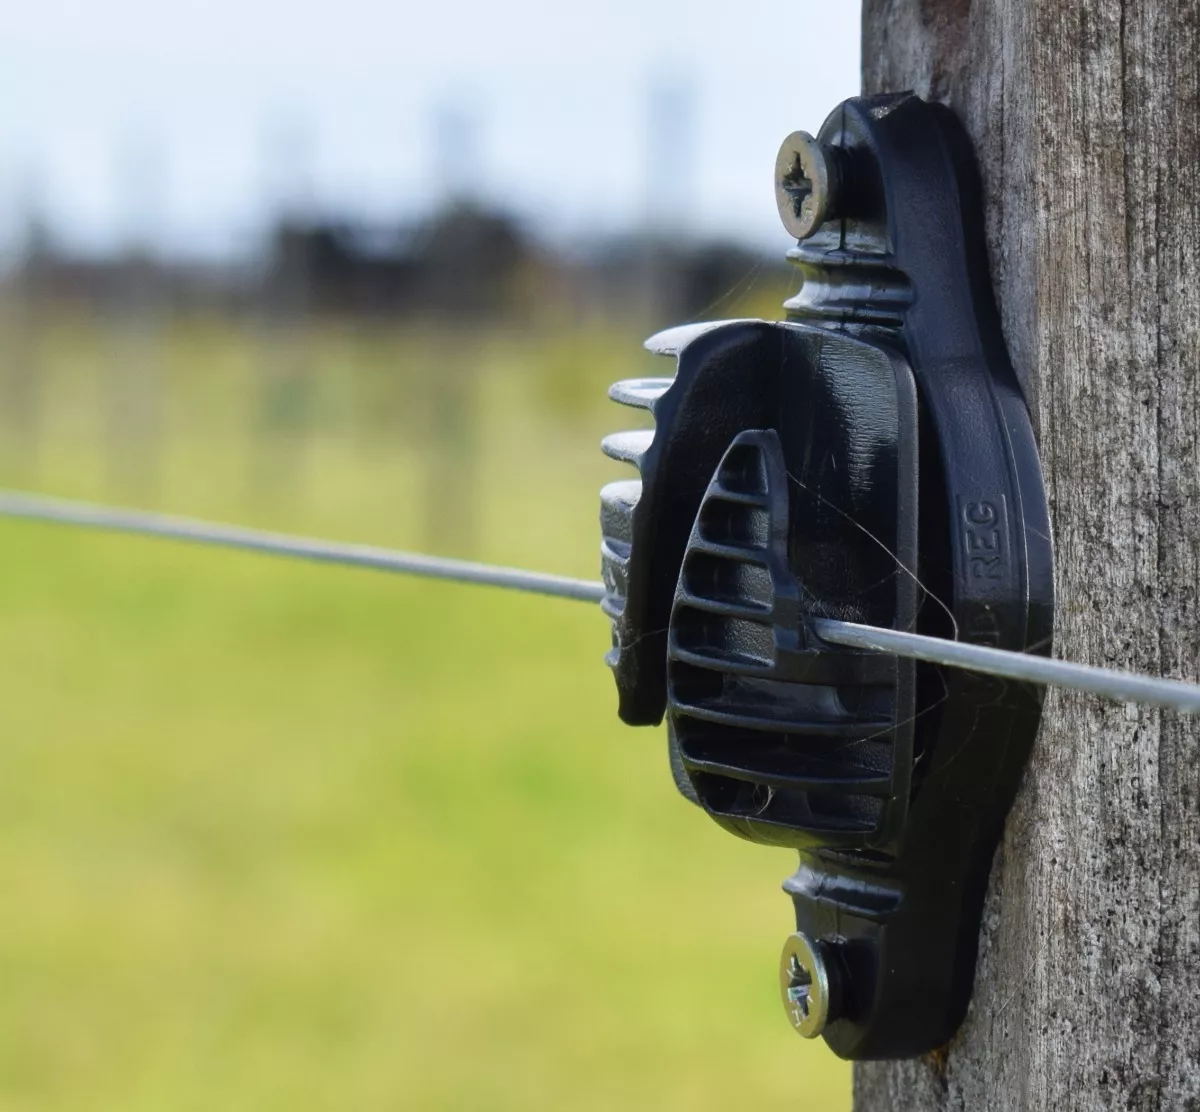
top-left (2, 488), bottom-right (1198, 715)
top-left (0, 489), bottom-right (606, 604)
top-left (811, 620), bottom-right (1200, 715)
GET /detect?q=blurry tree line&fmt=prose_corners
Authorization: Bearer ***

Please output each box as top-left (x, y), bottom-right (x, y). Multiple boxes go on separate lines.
top-left (14, 201), bottom-right (789, 326)
top-left (0, 200), bottom-right (791, 553)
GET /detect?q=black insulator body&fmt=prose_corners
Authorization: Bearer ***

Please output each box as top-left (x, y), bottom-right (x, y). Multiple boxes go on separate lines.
top-left (600, 94), bottom-right (1053, 1059)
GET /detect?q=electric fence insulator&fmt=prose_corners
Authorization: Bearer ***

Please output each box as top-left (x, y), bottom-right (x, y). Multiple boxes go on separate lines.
top-left (600, 92), bottom-right (1055, 1060)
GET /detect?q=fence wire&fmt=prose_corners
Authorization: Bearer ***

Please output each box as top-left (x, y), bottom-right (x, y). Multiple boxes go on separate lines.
top-left (2, 488), bottom-right (1198, 715)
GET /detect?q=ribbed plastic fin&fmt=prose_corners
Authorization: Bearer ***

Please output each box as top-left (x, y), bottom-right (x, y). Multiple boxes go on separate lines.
top-left (667, 430), bottom-right (912, 851)
top-left (608, 378), bottom-right (673, 410)
top-left (600, 429), bottom-right (654, 467)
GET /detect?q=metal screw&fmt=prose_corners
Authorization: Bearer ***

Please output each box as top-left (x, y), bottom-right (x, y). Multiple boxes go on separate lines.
top-left (774, 131), bottom-right (841, 240)
top-left (779, 931), bottom-right (832, 1038)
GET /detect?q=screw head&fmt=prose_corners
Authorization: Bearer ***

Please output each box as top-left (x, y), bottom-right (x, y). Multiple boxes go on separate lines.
top-left (774, 131), bottom-right (838, 240)
top-left (779, 931), bottom-right (832, 1038)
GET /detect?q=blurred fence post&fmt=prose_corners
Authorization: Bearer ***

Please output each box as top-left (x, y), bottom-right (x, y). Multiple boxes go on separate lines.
top-left (108, 250), bottom-right (165, 499)
top-left (107, 132), bottom-right (167, 499)
top-left (253, 226), bottom-right (315, 502)
top-left (252, 119), bottom-right (317, 503)
top-left (1, 174), bottom-right (47, 479)
top-left (420, 331), bottom-right (479, 556)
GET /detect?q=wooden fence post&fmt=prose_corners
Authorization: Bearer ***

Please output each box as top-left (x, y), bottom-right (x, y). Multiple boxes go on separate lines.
top-left (854, 0), bottom-right (1200, 1108)
top-left (854, 2), bottom-right (1200, 1108)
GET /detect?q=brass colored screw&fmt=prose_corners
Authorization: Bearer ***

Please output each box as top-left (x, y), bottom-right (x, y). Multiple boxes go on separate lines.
top-left (779, 931), bottom-right (832, 1038)
top-left (774, 131), bottom-right (841, 240)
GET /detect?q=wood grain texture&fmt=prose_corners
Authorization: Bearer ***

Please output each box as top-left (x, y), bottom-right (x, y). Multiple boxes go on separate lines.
top-left (857, 2), bottom-right (1200, 1108)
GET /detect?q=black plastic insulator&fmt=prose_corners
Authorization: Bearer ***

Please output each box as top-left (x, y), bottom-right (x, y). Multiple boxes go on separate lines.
top-left (601, 92), bottom-right (1054, 1060)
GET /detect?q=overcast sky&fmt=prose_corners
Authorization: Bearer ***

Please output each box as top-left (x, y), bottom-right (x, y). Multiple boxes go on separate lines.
top-left (1, 1), bottom-right (860, 257)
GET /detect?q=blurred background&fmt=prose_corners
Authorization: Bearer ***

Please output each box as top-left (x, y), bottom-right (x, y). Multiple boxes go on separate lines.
top-left (0, 3), bottom-right (859, 1108)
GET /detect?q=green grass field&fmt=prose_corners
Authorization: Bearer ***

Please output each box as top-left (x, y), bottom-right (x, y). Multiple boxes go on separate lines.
top-left (0, 309), bottom-right (849, 1109)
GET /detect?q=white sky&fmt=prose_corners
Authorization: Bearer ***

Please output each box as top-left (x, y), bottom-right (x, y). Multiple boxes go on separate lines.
top-left (0, 0), bottom-right (860, 257)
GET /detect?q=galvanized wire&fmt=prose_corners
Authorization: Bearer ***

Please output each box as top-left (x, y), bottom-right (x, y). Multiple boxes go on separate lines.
top-left (811, 619), bottom-right (1200, 716)
top-left (2, 488), bottom-right (1199, 715)
top-left (0, 489), bottom-right (606, 604)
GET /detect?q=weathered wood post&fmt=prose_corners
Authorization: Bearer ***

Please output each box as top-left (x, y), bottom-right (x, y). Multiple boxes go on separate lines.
top-left (856, 1), bottom-right (1200, 1108)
